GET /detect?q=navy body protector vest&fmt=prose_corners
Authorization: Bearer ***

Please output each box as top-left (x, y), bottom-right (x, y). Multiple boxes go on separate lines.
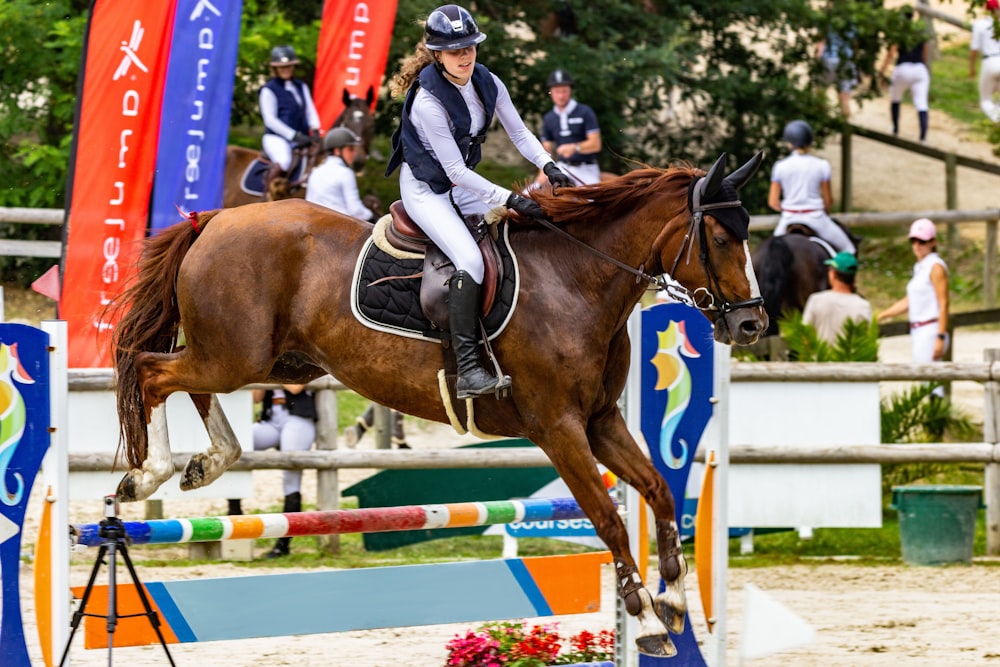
top-left (262, 78), bottom-right (309, 136)
top-left (385, 63), bottom-right (499, 194)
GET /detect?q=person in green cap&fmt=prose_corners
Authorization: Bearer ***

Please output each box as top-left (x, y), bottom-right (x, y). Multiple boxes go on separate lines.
top-left (802, 251), bottom-right (871, 343)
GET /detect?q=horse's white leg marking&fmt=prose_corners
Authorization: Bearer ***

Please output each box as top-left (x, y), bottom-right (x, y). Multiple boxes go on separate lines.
top-left (117, 404), bottom-right (173, 501)
top-left (180, 395), bottom-right (242, 491)
top-left (742, 240), bottom-right (762, 298)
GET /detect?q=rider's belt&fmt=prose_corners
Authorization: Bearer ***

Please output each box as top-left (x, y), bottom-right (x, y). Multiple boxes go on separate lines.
top-left (271, 397), bottom-right (287, 405)
top-left (910, 318), bottom-right (938, 329)
top-left (782, 208), bottom-right (819, 214)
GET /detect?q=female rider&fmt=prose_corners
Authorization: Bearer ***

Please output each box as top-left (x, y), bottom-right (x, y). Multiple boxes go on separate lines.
top-left (385, 4), bottom-right (572, 399)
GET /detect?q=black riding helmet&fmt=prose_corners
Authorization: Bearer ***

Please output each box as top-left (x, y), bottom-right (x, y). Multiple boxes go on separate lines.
top-left (424, 5), bottom-right (487, 51)
top-left (270, 45), bottom-right (298, 66)
top-left (782, 120), bottom-right (814, 149)
top-left (546, 69), bottom-right (574, 89)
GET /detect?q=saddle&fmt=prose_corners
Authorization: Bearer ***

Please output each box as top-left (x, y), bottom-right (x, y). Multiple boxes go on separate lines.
top-left (381, 200), bottom-right (505, 328)
top-left (238, 146), bottom-right (314, 198)
top-left (785, 218), bottom-right (863, 255)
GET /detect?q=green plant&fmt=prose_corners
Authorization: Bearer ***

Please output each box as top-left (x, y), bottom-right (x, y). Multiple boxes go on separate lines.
top-left (444, 621), bottom-right (613, 667)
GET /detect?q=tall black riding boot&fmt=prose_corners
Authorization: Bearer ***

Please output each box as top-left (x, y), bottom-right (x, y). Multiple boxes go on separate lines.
top-left (264, 491), bottom-right (301, 559)
top-left (449, 270), bottom-right (498, 399)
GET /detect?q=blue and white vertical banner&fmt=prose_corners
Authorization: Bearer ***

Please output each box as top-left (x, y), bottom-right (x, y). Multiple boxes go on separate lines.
top-left (0, 324), bottom-right (51, 667)
top-left (150, 0), bottom-right (242, 232)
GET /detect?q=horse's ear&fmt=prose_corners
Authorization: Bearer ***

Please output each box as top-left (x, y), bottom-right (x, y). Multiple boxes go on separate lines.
top-left (724, 151), bottom-right (765, 192)
top-left (366, 85), bottom-right (375, 105)
top-left (700, 153), bottom-right (728, 199)
top-left (342, 89), bottom-right (351, 105)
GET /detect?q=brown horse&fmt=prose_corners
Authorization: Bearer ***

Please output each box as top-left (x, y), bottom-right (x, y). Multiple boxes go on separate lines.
top-left (111, 153), bottom-right (767, 657)
top-left (222, 87), bottom-right (376, 208)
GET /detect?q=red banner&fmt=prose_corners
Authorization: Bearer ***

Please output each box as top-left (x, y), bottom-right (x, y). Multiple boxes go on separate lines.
top-left (314, 0), bottom-right (398, 127)
top-left (61, 1), bottom-right (176, 367)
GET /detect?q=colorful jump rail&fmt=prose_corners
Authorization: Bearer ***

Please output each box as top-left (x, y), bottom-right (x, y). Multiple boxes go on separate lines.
top-left (71, 496), bottom-right (606, 547)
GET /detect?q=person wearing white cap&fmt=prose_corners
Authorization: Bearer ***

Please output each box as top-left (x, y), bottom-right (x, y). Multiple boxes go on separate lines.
top-left (970, 0), bottom-right (1000, 123)
top-left (878, 218), bottom-right (950, 392)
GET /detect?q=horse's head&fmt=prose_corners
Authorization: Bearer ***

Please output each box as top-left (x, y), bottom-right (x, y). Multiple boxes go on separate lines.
top-left (334, 86), bottom-right (375, 171)
top-left (661, 152), bottom-right (768, 345)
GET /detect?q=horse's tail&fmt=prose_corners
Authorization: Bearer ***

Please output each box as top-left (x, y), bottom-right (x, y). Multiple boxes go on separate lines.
top-left (112, 210), bottom-right (222, 468)
top-left (756, 235), bottom-right (795, 335)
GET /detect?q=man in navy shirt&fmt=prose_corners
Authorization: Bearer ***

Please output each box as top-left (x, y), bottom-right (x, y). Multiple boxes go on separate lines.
top-left (535, 69), bottom-right (602, 186)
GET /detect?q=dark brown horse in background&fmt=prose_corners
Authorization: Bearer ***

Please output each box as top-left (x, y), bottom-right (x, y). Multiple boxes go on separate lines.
top-left (752, 231), bottom-right (832, 336)
top-left (111, 153), bottom-right (767, 657)
top-left (222, 86), bottom-right (376, 208)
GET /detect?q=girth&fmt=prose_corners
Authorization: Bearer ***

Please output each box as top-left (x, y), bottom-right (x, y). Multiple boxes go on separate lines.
top-left (383, 200), bottom-right (503, 319)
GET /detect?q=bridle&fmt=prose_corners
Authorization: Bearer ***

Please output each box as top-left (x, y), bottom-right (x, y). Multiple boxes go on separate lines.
top-left (530, 174), bottom-right (763, 316)
top-left (659, 176), bottom-right (765, 314)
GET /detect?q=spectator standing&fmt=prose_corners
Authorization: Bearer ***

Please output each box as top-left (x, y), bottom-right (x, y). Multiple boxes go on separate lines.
top-left (535, 69), bottom-right (602, 186)
top-left (384, 4), bottom-right (572, 399)
top-left (306, 127), bottom-right (377, 222)
top-left (877, 218), bottom-right (950, 395)
top-left (769, 120), bottom-right (857, 254)
top-left (818, 23), bottom-right (858, 119)
top-left (970, 0), bottom-right (1000, 123)
top-left (802, 251), bottom-right (872, 343)
top-left (260, 45), bottom-right (321, 190)
top-left (252, 385), bottom-right (318, 557)
top-left (880, 9), bottom-right (931, 142)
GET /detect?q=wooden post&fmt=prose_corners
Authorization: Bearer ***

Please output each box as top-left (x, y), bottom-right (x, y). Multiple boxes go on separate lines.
top-left (840, 125), bottom-right (852, 213)
top-left (986, 350), bottom-right (1000, 556)
top-left (314, 387), bottom-right (340, 553)
top-left (986, 218), bottom-right (998, 309)
top-left (945, 153), bottom-right (958, 247)
top-left (373, 404), bottom-right (391, 449)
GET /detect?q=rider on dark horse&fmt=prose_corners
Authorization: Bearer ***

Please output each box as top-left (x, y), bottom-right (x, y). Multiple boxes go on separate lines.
top-left (385, 4), bottom-right (573, 399)
top-left (259, 45), bottom-right (321, 194)
top-left (768, 120), bottom-right (858, 256)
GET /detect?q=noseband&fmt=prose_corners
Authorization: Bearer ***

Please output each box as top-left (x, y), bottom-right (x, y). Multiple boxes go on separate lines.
top-left (658, 177), bottom-right (764, 314)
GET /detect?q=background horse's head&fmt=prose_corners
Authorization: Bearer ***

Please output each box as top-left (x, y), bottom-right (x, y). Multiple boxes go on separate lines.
top-left (333, 86), bottom-right (375, 171)
top-left (661, 153), bottom-right (768, 345)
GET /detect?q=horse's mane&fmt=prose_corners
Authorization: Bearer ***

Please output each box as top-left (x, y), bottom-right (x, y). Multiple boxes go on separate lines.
top-left (523, 165), bottom-right (701, 226)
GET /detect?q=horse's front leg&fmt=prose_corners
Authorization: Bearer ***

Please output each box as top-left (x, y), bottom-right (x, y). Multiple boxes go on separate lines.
top-left (117, 403), bottom-right (173, 502)
top-left (587, 410), bottom-right (688, 636)
top-left (536, 426), bottom-right (676, 658)
top-left (179, 393), bottom-right (242, 491)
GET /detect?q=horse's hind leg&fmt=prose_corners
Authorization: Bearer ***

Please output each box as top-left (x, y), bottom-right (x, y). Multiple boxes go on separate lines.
top-left (588, 409), bottom-right (689, 636)
top-left (535, 424), bottom-right (676, 658)
top-left (179, 393), bottom-right (242, 491)
top-left (117, 404), bottom-right (173, 502)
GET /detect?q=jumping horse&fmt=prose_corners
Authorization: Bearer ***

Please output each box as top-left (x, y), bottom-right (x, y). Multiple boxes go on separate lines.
top-left (222, 87), bottom-right (376, 208)
top-left (111, 152), bottom-right (768, 657)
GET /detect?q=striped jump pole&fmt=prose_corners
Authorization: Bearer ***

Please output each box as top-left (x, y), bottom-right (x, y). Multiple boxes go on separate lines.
top-left (71, 496), bottom-right (609, 547)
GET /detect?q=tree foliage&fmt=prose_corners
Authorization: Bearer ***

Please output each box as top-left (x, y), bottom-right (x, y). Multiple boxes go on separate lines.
top-left (0, 0), bottom-right (928, 283)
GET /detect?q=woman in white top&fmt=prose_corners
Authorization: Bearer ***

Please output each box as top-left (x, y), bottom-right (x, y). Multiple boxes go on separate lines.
top-left (768, 120), bottom-right (856, 254)
top-left (878, 218), bottom-right (950, 394)
top-left (259, 45), bottom-right (321, 178)
top-left (384, 4), bottom-right (573, 399)
top-left (305, 127), bottom-right (375, 222)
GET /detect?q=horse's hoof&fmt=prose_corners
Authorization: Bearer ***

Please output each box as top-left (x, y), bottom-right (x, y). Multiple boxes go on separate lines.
top-left (655, 598), bottom-right (688, 635)
top-left (180, 456), bottom-right (206, 491)
top-left (635, 633), bottom-right (677, 658)
top-left (117, 472), bottom-right (140, 503)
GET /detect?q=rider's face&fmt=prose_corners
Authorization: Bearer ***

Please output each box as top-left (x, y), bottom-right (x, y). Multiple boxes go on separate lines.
top-left (437, 46), bottom-right (477, 84)
top-left (549, 84), bottom-right (572, 108)
top-left (276, 64), bottom-right (295, 80)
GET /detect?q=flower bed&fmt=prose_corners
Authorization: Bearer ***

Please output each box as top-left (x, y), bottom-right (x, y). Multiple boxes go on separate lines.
top-left (445, 621), bottom-right (613, 666)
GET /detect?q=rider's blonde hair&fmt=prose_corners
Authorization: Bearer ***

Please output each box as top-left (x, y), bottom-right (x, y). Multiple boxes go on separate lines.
top-left (389, 42), bottom-right (437, 100)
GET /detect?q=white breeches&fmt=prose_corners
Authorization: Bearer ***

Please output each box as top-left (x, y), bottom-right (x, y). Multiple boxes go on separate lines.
top-left (889, 63), bottom-right (930, 111)
top-left (774, 213), bottom-right (856, 254)
top-left (262, 134), bottom-right (295, 171)
top-left (979, 57), bottom-right (1000, 123)
top-left (555, 161), bottom-right (602, 185)
top-left (400, 164), bottom-right (491, 284)
top-left (253, 408), bottom-right (315, 495)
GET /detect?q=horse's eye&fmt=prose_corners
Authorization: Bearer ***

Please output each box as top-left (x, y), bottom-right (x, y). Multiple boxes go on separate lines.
top-left (712, 235), bottom-right (728, 248)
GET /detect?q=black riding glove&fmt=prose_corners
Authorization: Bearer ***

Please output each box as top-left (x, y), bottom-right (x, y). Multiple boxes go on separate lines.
top-left (293, 131), bottom-right (312, 148)
top-left (506, 192), bottom-right (545, 219)
top-left (543, 162), bottom-right (573, 188)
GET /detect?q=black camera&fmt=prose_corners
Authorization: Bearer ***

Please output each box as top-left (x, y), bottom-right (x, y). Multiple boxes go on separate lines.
top-left (103, 494), bottom-right (119, 519)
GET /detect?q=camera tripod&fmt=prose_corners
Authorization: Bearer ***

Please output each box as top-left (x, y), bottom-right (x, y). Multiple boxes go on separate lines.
top-left (59, 510), bottom-right (177, 666)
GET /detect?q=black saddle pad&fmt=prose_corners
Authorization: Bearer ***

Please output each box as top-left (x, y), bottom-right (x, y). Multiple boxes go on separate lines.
top-left (239, 157), bottom-right (308, 197)
top-left (351, 222), bottom-right (520, 342)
